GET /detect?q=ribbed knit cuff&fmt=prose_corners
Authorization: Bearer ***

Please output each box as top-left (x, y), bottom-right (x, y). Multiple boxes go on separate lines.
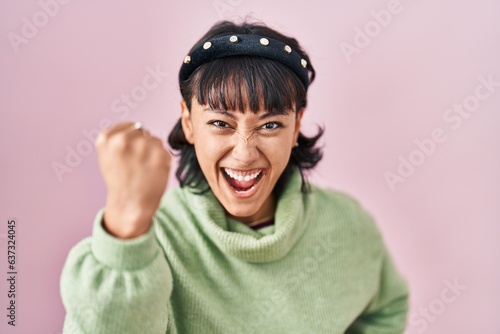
top-left (91, 209), bottom-right (160, 271)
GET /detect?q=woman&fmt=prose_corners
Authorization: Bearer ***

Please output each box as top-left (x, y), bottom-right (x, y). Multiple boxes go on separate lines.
top-left (60, 20), bottom-right (409, 333)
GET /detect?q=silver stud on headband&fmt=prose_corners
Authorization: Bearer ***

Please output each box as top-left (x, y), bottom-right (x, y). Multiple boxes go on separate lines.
top-left (301, 59), bottom-right (307, 68)
top-left (183, 55), bottom-right (191, 64)
top-left (229, 35), bottom-right (238, 43)
top-left (260, 38), bottom-right (269, 46)
top-left (203, 41), bottom-right (212, 50)
top-left (284, 45), bottom-right (292, 54)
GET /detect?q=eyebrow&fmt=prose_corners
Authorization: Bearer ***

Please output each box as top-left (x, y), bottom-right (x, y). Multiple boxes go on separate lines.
top-left (203, 108), bottom-right (289, 120)
top-left (204, 108), bottom-right (236, 119)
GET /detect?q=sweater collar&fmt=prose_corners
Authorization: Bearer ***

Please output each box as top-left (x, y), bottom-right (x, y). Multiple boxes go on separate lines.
top-left (181, 170), bottom-right (309, 263)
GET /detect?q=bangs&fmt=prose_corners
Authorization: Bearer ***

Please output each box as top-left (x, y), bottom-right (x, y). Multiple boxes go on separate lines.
top-left (188, 56), bottom-right (306, 114)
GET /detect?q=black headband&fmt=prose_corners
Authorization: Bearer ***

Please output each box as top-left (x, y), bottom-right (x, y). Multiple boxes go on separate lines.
top-left (179, 34), bottom-right (310, 90)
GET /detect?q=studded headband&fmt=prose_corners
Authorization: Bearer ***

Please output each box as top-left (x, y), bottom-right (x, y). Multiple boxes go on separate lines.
top-left (179, 34), bottom-right (310, 90)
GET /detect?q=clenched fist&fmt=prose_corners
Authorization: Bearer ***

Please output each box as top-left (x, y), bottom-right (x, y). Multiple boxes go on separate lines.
top-left (95, 122), bottom-right (171, 239)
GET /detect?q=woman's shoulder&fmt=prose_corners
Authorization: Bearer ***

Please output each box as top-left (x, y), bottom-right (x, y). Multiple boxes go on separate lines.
top-left (309, 182), bottom-right (369, 215)
top-left (307, 182), bottom-right (384, 244)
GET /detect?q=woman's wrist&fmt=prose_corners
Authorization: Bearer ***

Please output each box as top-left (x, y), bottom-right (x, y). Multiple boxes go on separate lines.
top-left (102, 203), bottom-right (154, 239)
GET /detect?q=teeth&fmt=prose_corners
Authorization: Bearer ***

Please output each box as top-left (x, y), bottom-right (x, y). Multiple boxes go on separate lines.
top-left (224, 168), bottom-right (262, 182)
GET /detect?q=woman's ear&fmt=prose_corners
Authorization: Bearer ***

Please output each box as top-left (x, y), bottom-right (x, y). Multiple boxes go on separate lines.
top-left (180, 100), bottom-right (194, 145)
top-left (293, 109), bottom-right (305, 146)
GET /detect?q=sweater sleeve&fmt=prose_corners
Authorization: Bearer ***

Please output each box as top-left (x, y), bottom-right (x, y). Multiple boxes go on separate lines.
top-left (346, 245), bottom-right (410, 334)
top-left (60, 209), bottom-right (173, 334)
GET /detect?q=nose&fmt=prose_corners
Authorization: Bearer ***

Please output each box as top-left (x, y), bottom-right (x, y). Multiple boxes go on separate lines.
top-left (231, 132), bottom-right (259, 166)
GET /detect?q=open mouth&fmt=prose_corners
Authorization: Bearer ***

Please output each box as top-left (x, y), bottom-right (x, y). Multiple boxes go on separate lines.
top-left (221, 167), bottom-right (265, 193)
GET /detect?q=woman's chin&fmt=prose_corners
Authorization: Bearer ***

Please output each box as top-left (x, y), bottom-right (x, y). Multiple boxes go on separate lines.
top-left (219, 194), bottom-right (274, 224)
top-left (222, 204), bottom-right (261, 222)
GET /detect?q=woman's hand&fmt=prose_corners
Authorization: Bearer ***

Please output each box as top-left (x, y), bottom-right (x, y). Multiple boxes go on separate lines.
top-left (95, 122), bottom-right (171, 239)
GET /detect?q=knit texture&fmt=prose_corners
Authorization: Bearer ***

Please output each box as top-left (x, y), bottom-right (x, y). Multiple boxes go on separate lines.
top-left (60, 172), bottom-right (409, 333)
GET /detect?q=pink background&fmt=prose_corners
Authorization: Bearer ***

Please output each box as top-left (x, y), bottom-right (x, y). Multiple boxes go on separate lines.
top-left (1, 0), bottom-right (499, 333)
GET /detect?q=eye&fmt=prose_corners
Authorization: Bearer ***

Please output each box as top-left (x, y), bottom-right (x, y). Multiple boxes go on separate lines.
top-left (208, 120), bottom-right (230, 128)
top-left (262, 122), bottom-right (283, 130)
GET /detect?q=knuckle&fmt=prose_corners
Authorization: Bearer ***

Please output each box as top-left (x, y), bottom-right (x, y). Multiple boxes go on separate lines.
top-left (152, 135), bottom-right (163, 143)
top-left (136, 140), bottom-right (149, 156)
top-left (148, 136), bottom-right (164, 147)
top-left (146, 137), bottom-right (166, 151)
top-left (109, 133), bottom-right (129, 152)
top-left (95, 132), bottom-right (106, 147)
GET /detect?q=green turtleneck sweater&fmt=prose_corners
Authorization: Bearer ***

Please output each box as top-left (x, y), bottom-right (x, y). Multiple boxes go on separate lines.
top-left (60, 172), bottom-right (409, 333)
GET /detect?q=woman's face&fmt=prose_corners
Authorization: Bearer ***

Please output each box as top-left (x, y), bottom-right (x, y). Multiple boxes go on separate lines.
top-left (181, 97), bottom-right (303, 224)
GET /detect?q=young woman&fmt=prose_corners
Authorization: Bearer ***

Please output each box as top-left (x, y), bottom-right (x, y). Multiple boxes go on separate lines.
top-left (60, 20), bottom-right (409, 333)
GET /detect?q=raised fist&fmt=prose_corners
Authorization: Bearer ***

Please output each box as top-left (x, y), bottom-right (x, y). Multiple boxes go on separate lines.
top-left (95, 122), bottom-right (171, 239)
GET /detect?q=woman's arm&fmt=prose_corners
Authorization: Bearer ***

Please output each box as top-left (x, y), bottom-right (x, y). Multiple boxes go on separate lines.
top-left (346, 247), bottom-right (410, 334)
top-left (60, 121), bottom-right (173, 332)
top-left (60, 209), bottom-right (173, 334)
